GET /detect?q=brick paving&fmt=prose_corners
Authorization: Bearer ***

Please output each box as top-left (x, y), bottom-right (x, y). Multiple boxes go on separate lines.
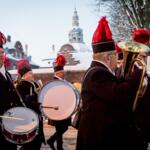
top-left (41, 121), bottom-right (78, 150)
top-left (14, 120), bottom-right (150, 150)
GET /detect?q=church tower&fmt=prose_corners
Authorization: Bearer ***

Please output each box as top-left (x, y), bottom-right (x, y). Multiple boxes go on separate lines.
top-left (68, 8), bottom-right (84, 43)
top-left (59, 6), bottom-right (91, 66)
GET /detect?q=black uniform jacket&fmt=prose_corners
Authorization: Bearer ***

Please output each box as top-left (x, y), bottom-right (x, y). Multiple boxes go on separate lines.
top-left (0, 69), bottom-right (22, 149)
top-left (135, 76), bottom-right (150, 143)
top-left (16, 79), bottom-right (45, 144)
top-left (76, 61), bottom-right (145, 150)
top-left (0, 71), bottom-right (21, 115)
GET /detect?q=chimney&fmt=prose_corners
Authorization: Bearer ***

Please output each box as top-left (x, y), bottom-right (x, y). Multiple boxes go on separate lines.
top-left (25, 44), bottom-right (28, 55)
top-left (52, 44), bottom-right (55, 53)
top-left (7, 35), bottom-right (11, 42)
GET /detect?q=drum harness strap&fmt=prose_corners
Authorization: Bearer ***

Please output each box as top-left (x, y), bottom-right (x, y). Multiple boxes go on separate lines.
top-left (6, 72), bottom-right (26, 107)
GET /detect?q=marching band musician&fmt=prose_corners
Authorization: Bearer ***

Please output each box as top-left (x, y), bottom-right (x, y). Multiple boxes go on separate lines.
top-left (0, 31), bottom-right (21, 150)
top-left (16, 59), bottom-right (45, 150)
top-left (47, 54), bottom-right (71, 150)
top-left (131, 28), bottom-right (150, 149)
top-left (76, 17), bottom-right (146, 150)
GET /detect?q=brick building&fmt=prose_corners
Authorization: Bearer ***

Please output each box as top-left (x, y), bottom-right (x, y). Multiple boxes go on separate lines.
top-left (3, 35), bottom-right (39, 70)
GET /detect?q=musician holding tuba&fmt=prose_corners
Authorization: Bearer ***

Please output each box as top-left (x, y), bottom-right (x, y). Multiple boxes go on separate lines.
top-left (76, 17), bottom-right (146, 150)
top-left (16, 59), bottom-right (45, 150)
top-left (128, 28), bottom-right (150, 150)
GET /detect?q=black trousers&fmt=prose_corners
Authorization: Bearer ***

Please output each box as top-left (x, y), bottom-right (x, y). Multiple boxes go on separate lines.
top-left (49, 124), bottom-right (69, 150)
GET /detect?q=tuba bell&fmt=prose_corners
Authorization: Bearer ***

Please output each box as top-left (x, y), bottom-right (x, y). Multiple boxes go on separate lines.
top-left (118, 40), bottom-right (150, 111)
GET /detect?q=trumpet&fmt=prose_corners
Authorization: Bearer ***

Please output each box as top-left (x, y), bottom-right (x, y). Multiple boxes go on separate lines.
top-left (118, 41), bottom-right (150, 111)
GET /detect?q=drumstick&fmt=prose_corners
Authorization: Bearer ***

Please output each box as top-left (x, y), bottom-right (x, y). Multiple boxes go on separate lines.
top-left (0, 115), bottom-right (24, 121)
top-left (42, 106), bottom-right (59, 110)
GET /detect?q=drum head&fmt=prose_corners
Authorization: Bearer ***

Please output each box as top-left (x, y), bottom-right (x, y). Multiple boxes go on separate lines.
top-left (38, 80), bottom-right (78, 121)
top-left (2, 107), bottom-right (39, 134)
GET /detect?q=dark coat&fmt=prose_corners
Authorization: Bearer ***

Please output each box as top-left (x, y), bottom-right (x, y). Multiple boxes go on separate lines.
top-left (0, 71), bottom-right (21, 114)
top-left (16, 79), bottom-right (45, 148)
top-left (0, 71), bottom-right (21, 149)
top-left (135, 76), bottom-right (150, 144)
top-left (76, 61), bottom-right (145, 150)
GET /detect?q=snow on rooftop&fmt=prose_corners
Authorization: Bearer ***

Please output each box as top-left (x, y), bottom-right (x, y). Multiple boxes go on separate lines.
top-left (39, 51), bottom-right (57, 68)
top-left (71, 43), bottom-right (91, 52)
top-left (4, 41), bottom-right (15, 49)
top-left (7, 54), bottom-right (19, 61)
top-left (73, 51), bottom-right (92, 67)
top-left (39, 61), bottom-right (51, 68)
top-left (30, 60), bottom-right (40, 67)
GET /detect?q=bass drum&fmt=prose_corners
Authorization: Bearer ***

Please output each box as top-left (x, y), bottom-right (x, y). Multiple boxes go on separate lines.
top-left (38, 80), bottom-right (80, 121)
top-left (1, 107), bottom-right (39, 144)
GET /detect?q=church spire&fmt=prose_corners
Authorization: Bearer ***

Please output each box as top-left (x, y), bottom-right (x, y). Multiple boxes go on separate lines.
top-left (72, 7), bottom-right (79, 27)
top-left (69, 7), bottom-right (84, 43)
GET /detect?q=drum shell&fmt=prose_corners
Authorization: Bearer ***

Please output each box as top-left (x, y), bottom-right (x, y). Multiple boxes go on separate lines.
top-left (1, 107), bottom-right (39, 144)
top-left (38, 80), bottom-right (80, 121)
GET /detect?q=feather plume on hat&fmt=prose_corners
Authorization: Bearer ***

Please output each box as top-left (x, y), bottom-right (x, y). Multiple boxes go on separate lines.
top-left (92, 16), bottom-right (115, 53)
top-left (54, 54), bottom-right (66, 72)
top-left (132, 28), bottom-right (150, 45)
top-left (2, 54), bottom-right (10, 67)
top-left (0, 32), bottom-right (6, 48)
top-left (115, 43), bottom-right (122, 53)
top-left (115, 43), bottom-right (123, 60)
top-left (17, 59), bottom-right (31, 77)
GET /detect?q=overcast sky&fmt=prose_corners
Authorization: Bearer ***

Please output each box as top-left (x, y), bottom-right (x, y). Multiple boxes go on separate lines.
top-left (0, 0), bottom-right (107, 66)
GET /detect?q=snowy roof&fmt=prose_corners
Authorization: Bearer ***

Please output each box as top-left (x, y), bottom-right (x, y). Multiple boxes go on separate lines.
top-left (69, 27), bottom-right (83, 33)
top-left (7, 54), bottom-right (19, 61)
top-left (40, 51), bottom-right (57, 68)
top-left (30, 60), bottom-right (39, 67)
top-left (3, 41), bottom-right (15, 49)
top-left (70, 43), bottom-right (91, 52)
top-left (72, 51), bottom-right (92, 67)
top-left (39, 43), bottom-right (92, 68)
top-left (6, 53), bottom-right (39, 67)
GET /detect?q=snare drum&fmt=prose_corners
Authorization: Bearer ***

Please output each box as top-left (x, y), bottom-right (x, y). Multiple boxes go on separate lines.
top-left (38, 80), bottom-right (80, 121)
top-left (1, 107), bottom-right (39, 144)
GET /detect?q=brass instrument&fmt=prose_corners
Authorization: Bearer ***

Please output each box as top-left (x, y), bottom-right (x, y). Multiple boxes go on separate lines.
top-left (73, 82), bottom-right (82, 93)
top-left (13, 75), bottom-right (21, 88)
top-left (118, 41), bottom-right (150, 111)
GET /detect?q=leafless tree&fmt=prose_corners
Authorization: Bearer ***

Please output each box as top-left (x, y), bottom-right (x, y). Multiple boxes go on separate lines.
top-left (91, 0), bottom-right (150, 40)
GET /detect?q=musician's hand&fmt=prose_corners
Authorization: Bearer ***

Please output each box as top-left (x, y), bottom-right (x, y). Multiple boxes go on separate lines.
top-left (134, 61), bottom-right (143, 70)
top-left (129, 62), bottom-right (143, 81)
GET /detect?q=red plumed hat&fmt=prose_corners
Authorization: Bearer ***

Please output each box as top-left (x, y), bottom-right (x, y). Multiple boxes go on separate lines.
top-left (132, 28), bottom-right (150, 45)
top-left (115, 43), bottom-right (122, 53)
top-left (2, 54), bottom-right (10, 67)
top-left (92, 16), bottom-right (115, 53)
top-left (0, 32), bottom-right (6, 48)
top-left (53, 54), bottom-right (66, 72)
top-left (17, 59), bottom-right (31, 77)
top-left (115, 42), bottom-right (123, 60)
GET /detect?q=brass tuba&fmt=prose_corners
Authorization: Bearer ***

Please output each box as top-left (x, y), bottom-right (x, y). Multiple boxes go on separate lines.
top-left (117, 41), bottom-right (150, 111)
